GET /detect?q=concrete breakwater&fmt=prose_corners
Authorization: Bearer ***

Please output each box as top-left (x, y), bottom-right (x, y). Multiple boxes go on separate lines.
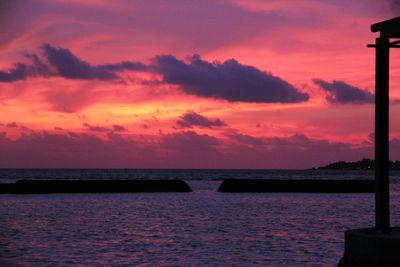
top-left (218, 179), bottom-right (375, 193)
top-left (0, 179), bottom-right (192, 194)
top-left (0, 179), bottom-right (376, 194)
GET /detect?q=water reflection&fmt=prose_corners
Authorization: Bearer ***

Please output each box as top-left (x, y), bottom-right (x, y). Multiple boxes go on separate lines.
top-left (0, 184), bottom-right (398, 266)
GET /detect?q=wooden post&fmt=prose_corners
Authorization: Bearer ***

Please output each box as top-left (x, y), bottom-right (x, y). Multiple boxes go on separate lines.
top-left (375, 36), bottom-right (390, 232)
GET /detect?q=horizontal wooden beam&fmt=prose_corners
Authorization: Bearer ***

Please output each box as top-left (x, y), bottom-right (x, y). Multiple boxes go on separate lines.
top-left (371, 17), bottom-right (400, 38)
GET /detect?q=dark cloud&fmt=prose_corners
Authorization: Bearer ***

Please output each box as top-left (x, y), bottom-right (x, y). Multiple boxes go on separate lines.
top-left (228, 132), bottom-right (265, 146)
top-left (24, 53), bottom-right (51, 76)
top-left (226, 133), bottom-right (375, 168)
top-left (97, 61), bottom-right (147, 72)
top-left (176, 111), bottom-right (226, 128)
top-left (112, 124), bottom-right (127, 132)
top-left (313, 78), bottom-right (374, 104)
top-left (1, 129), bottom-right (400, 168)
top-left (0, 131), bottom-right (138, 168)
top-left (0, 130), bottom-right (222, 168)
top-left (161, 131), bottom-right (220, 150)
top-left (6, 122), bottom-right (18, 128)
top-left (0, 44), bottom-right (148, 82)
top-left (42, 44), bottom-right (147, 80)
top-left (83, 123), bottom-right (126, 132)
top-left (0, 63), bottom-right (28, 82)
top-left (83, 123), bottom-right (109, 132)
top-left (153, 54), bottom-right (309, 103)
top-left (1, 44), bottom-right (312, 105)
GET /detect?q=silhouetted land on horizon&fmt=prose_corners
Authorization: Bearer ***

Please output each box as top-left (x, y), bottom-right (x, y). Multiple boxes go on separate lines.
top-left (317, 158), bottom-right (400, 170)
top-left (0, 180), bottom-right (192, 194)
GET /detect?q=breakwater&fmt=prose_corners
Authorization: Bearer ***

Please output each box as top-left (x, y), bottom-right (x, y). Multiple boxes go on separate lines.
top-left (0, 179), bottom-right (192, 193)
top-left (218, 179), bottom-right (375, 193)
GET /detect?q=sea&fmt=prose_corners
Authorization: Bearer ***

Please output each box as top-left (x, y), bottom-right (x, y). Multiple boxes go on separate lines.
top-left (1, 169), bottom-right (400, 266)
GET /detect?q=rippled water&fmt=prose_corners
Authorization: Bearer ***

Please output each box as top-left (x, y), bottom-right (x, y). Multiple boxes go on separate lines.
top-left (1, 170), bottom-right (400, 266)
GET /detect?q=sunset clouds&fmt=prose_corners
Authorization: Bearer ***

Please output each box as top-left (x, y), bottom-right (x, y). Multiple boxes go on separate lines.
top-left (1, 44), bottom-right (309, 104)
top-left (154, 54), bottom-right (309, 103)
top-left (1, 128), bottom-right (392, 169)
top-left (42, 44), bottom-right (147, 80)
top-left (0, 44), bottom-right (147, 81)
top-left (313, 79), bottom-right (375, 104)
top-left (176, 111), bottom-right (226, 129)
top-left (0, 0), bottom-right (399, 168)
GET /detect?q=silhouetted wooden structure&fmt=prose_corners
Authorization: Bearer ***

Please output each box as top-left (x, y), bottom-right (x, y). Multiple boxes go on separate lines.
top-left (368, 17), bottom-right (400, 233)
top-left (338, 17), bottom-right (400, 266)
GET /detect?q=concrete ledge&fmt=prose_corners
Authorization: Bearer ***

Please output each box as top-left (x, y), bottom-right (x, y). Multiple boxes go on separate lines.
top-left (218, 179), bottom-right (374, 193)
top-left (0, 180), bottom-right (192, 193)
top-left (339, 228), bottom-right (400, 266)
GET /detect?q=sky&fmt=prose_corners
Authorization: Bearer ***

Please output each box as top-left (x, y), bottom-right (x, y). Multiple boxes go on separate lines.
top-left (0, 0), bottom-right (400, 168)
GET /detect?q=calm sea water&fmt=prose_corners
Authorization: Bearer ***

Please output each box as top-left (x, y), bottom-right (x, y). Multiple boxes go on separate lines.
top-left (1, 169), bottom-right (400, 266)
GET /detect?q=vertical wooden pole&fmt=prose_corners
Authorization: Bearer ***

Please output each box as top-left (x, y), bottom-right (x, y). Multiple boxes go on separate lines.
top-left (375, 36), bottom-right (390, 232)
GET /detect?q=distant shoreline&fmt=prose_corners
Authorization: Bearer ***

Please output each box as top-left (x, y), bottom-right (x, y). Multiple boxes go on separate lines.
top-left (317, 158), bottom-right (400, 170)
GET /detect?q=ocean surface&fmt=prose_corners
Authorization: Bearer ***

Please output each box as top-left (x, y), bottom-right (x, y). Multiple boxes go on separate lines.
top-left (1, 169), bottom-right (400, 266)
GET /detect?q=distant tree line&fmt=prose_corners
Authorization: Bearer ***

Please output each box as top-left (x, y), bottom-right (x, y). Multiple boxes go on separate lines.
top-left (318, 158), bottom-right (400, 170)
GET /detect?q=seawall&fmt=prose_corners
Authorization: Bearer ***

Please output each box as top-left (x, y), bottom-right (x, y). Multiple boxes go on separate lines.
top-left (218, 179), bottom-right (375, 193)
top-left (0, 179), bottom-right (192, 193)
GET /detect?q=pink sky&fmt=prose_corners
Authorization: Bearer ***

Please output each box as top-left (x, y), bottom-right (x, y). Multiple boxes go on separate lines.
top-left (1, 0), bottom-right (400, 168)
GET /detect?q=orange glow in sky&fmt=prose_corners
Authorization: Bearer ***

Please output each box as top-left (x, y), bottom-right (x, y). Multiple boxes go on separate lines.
top-left (1, 0), bottom-right (400, 168)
